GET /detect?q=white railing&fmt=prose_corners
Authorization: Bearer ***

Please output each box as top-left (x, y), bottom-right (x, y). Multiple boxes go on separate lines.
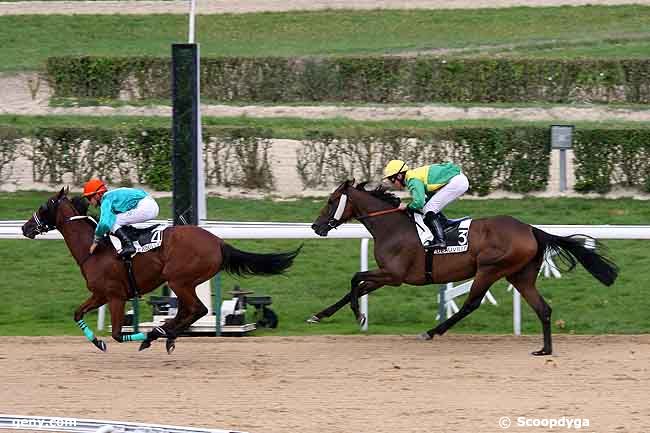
top-left (5, 219), bottom-right (650, 240)
top-left (3, 220), bottom-right (647, 334)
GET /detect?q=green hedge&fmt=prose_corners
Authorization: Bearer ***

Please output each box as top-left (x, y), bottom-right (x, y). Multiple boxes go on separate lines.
top-left (12, 127), bottom-right (275, 191)
top-left (0, 126), bottom-right (20, 183)
top-left (2, 125), bottom-right (649, 194)
top-left (297, 127), bottom-right (550, 195)
top-left (46, 56), bottom-right (650, 103)
top-left (573, 129), bottom-right (650, 193)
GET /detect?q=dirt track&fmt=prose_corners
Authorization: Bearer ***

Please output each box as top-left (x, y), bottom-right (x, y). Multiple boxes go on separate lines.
top-left (1, 335), bottom-right (649, 433)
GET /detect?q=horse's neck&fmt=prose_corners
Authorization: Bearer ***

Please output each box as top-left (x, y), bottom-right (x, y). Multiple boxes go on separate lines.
top-left (352, 191), bottom-right (411, 240)
top-left (57, 207), bottom-right (94, 266)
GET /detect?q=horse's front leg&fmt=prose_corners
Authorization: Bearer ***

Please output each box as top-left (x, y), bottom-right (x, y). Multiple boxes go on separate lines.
top-left (74, 293), bottom-right (108, 352)
top-left (349, 269), bottom-right (402, 325)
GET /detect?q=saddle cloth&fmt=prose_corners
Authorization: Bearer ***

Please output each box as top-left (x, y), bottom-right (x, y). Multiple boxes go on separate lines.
top-left (109, 224), bottom-right (166, 255)
top-left (413, 214), bottom-right (472, 255)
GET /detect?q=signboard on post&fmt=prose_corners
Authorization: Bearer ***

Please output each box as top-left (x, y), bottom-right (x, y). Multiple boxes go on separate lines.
top-left (551, 125), bottom-right (574, 149)
top-left (551, 125), bottom-right (574, 192)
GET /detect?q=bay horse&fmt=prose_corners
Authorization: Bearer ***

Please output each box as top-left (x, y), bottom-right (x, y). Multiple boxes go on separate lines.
top-left (22, 188), bottom-right (300, 353)
top-left (310, 180), bottom-right (618, 355)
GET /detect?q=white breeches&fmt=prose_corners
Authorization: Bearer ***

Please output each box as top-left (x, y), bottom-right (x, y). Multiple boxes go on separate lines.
top-left (422, 173), bottom-right (470, 214)
top-left (111, 196), bottom-right (159, 232)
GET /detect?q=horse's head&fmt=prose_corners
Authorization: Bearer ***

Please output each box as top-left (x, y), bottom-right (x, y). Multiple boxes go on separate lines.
top-left (311, 180), bottom-right (401, 237)
top-left (311, 179), bottom-right (356, 237)
top-left (22, 187), bottom-right (88, 239)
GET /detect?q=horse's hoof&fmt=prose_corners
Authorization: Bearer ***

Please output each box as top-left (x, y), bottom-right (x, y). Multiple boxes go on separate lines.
top-left (92, 338), bottom-right (107, 352)
top-left (531, 349), bottom-right (552, 356)
top-left (306, 315), bottom-right (321, 324)
top-left (139, 340), bottom-right (152, 351)
top-left (166, 339), bottom-right (176, 355)
top-left (416, 332), bottom-right (433, 341)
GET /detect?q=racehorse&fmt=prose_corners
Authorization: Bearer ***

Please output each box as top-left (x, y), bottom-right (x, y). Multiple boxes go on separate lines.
top-left (310, 180), bottom-right (618, 355)
top-left (22, 188), bottom-right (300, 353)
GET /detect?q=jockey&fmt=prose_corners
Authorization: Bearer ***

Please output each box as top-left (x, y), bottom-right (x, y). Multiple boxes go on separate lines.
top-left (83, 179), bottom-right (160, 258)
top-left (383, 159), bottom-right (469, 250)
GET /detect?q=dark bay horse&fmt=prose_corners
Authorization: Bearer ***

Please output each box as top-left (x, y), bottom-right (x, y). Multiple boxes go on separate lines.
top-left (22, 188), bottom-right (300, 353)
top-left (310, 180), bottom-right (618, 355)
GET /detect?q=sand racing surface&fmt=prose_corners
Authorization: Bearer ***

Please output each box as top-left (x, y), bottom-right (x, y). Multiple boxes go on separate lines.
top-left (1, 334), bottom-right (649, 433)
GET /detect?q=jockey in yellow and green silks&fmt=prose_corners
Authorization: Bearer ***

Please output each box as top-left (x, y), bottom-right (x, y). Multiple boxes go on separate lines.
top-left (383, 160), bottom-right (469, 250)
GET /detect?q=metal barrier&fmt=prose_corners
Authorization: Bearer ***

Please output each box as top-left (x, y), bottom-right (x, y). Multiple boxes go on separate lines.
top-left (4, 220), bottom-right (650, 240)
top-left (0, 415), bottom-right (245, 433)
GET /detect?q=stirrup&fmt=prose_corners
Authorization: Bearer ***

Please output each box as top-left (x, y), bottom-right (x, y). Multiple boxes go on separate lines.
top-left (424, 239), bottom-right (446, 250)
top-left (118, 245), bottom-right (136, 258)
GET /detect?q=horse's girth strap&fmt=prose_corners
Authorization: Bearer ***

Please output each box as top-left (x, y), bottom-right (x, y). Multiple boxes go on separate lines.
top-left (124, 259), bottom-right (140, 299)
top-left (425, 249), bottom-right (434, 284)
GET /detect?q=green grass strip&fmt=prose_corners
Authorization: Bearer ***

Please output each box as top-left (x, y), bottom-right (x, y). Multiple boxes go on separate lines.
top-left (1, 6), bottom-right (650, 71)
top-left (1, 114), bottom-right (649, 141)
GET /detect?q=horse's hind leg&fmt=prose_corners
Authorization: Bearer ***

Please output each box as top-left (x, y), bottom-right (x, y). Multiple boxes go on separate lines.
top-left (108, 298), bottom-right (146, 344)
top-left (139, 295), bottom-right (189, 352)
top-left (507, 265), bottom-right (553, 356)
top-left (164, 291), bottom-right (208, 353)
top-left (308, 292), bottom-right (352, 323)
top-left (422, 272), bottom-right (499, 340)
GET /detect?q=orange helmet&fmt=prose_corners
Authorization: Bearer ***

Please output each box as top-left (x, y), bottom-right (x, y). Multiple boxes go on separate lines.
top-left (83, 178), bottom-right (107, 197)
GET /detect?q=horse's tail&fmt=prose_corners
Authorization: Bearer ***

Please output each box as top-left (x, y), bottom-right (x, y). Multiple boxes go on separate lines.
top-left (220, 243), bottom-right (302, 276)
top-left (532, 227), bottom-right (618, 286)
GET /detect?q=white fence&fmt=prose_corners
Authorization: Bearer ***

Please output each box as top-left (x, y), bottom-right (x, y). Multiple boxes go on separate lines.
top-left (2, 220), bottom-right (649, 333)
top-left (5, 220), bottom-right (650, 240)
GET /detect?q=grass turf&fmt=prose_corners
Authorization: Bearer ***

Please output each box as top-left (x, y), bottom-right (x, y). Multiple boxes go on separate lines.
top-left (1, 6), bottom-right (650, 71)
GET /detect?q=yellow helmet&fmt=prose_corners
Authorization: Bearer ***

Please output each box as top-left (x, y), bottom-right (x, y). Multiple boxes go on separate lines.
top-left (383, 160), bottom-right (409, 179)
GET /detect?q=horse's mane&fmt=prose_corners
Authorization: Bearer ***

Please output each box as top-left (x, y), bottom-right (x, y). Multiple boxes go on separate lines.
top-left (355, 181), bottom-right (401, 207)
top-left (71, 195), bottom-right (89, 215)
top-left (69, 195), bottom-right (97, 229)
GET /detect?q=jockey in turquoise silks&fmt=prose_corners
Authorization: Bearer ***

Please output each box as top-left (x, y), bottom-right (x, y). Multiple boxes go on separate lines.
top-left (83, 178), bottom-right (159, 258)
top-left (383, 160), bottom-right (469, 250)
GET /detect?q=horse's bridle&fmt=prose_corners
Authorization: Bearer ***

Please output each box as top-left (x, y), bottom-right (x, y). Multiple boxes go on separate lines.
top-left (29, 197), bottom-right (98, 267)
top-left (30, 197), bottom-right (96, 235)
top-left (326, 193), bottom-right (349, 229)
top-left (327, 192), bottom-right (402, 228)
top-left (30, 198), bottom-right (59, 235)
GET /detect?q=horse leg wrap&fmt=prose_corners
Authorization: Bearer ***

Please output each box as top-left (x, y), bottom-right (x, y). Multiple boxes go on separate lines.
top-left (120, 333), bottom-right (146, 342)
top-left (151, 326), bottom-right (167, 339)
top-left (76, 319), bottom-right (95, 341)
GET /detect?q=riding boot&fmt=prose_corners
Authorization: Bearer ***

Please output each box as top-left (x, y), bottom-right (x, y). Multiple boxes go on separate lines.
top-left (113, 227), bottom-right (136, 258)
top-left (437, 211), bottom-right (450, 229)
top-left (423, 212), bottom-right (447, 250)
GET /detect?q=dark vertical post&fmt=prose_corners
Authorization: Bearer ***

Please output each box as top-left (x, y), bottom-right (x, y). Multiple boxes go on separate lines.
top-left (172, 43), bottom-right (200, 226)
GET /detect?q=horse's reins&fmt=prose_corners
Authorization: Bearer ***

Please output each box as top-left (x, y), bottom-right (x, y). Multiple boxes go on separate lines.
top-left (357, 207), bottom-right (403, 220)
top-left (328, 191), bottom-right (405, 229)
top-left (66, 215), bottom-right (99, 268)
